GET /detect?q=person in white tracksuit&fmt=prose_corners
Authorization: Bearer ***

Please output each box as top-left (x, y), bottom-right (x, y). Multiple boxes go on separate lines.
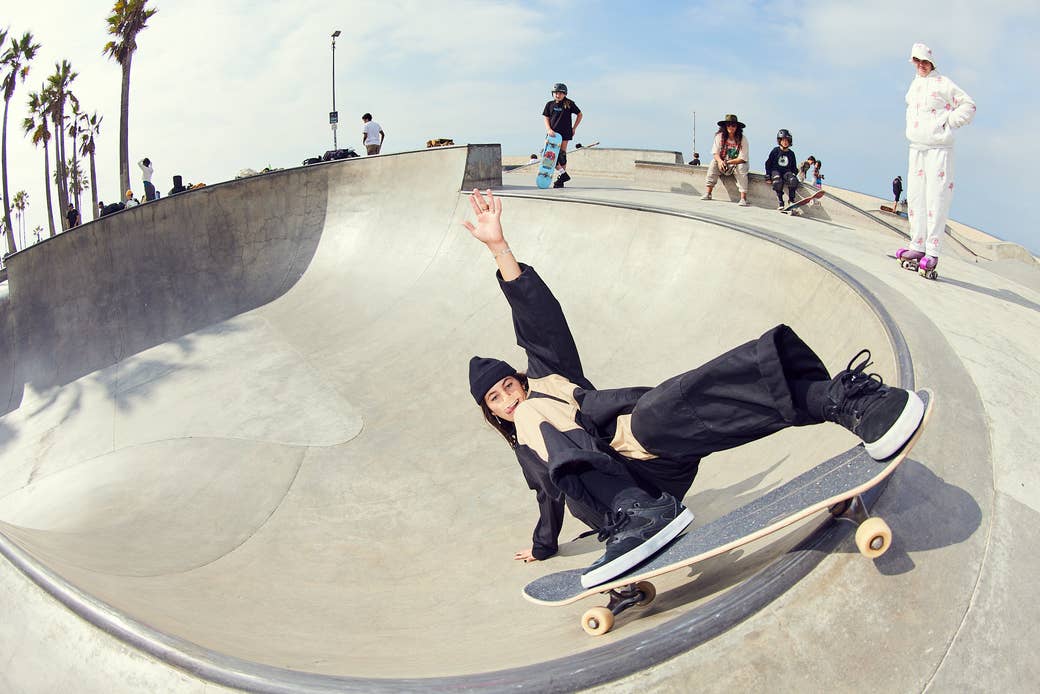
top-left (896, 43), bottom-right (976, 276)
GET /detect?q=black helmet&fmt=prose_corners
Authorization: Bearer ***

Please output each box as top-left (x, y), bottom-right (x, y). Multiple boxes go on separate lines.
top-left (777, 128), bottom-right (793, 144)
top-left (552, 83), bottom-right (568, 95)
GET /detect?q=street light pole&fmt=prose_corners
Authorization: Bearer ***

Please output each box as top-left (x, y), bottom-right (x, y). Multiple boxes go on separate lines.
top-left (330, 30), bottom-right (341, 151)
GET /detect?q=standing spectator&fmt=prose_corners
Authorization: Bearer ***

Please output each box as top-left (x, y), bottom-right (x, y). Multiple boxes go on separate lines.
top-left (812, 160), bottom-right (825, 189)
top-left (895, 43), bottom-right (976, 276)
top-left (124, 190), bottom-right (139, 208)
top-left (701, 114), bottom-right (750, 206)
top-left (798, 155), bottom-right (817, 182)
top-left (892, 175), bottom-right (903, 206)
top-left (765, 129), bottom-right (800, 209)
top-left (138, 158), bottom-right (156, 201)
top-left (690, 152), bottom-right (701, 165)
top-left (542, 83), bottom-right (582, 188)
top-left (362, 113), bottom-right (385, 155)
top-left (66, 203), bottom-right (80, 228)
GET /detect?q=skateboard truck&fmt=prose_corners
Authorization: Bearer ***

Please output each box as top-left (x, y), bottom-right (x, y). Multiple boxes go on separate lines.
top-left (830, 495), bottom-right (893, 558)
top-left (582, 581), bottom-right (657, 636)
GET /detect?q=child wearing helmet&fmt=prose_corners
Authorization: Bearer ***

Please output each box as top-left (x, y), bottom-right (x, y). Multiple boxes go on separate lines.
top-left (765, 129), bottom-right (800, 210)
top-left (542, 83), bottom-right (582, 188)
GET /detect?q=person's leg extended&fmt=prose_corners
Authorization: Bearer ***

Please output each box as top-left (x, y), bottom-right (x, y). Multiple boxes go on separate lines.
top-left (906, 149), bottom-right (928, 253)
top-left (631, 325), bottom-right (925, 462)
top-left (554, 142), bottom-right (571, 187)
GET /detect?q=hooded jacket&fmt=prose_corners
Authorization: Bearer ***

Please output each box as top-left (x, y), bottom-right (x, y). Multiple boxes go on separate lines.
top-left (905, 70), bottom-right (976, 149)
top-left (497, 264), bottom-right (700, 559)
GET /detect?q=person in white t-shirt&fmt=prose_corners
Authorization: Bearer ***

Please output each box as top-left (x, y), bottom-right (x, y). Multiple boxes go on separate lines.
top-left (138, 158), bottom-right (155, 201)
top-left (361, 113), bottom-right (385, 155)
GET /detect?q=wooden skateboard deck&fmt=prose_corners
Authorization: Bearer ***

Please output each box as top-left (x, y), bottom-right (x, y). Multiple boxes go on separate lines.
top-left (523, 390), bottom-right (933, 634)
top-left (880, 205), bottom-right (908, 218)
top-left (782, 189), bottom-right (825, 213)
top-left (535, 133), bottom-right (563, 189)
top-left (514, 142), bottom-right (599, 172)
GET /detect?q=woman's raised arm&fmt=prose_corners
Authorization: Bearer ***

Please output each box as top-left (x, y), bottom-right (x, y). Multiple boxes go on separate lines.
top-left (463, 189), bottom-right (521, 281)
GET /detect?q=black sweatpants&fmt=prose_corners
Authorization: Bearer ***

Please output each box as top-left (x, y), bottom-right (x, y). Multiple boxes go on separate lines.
top-left (562, 325), bottom-right (831, 512)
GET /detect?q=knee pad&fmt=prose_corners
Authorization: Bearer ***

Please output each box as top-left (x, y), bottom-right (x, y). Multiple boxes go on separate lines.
top-left (770, 175), bottom-right (783, 192)
top-left (783, 172), bottom-right (799, 187)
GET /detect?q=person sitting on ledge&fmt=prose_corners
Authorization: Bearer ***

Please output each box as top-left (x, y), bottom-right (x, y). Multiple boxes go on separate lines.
top-left (702, 114), bottom-right (750, 206)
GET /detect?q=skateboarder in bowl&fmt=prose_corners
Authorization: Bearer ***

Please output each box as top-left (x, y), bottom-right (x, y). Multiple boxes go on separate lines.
top-left (463, 189), bottom-right (927, 588)
top-left (543, 83), bottom-right (582, 188)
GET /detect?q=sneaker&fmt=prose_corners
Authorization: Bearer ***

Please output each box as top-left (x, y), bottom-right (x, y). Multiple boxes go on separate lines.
top-left (738, 198), bottom-right (751, 207)
top-left (552, 179), bottom-right (565, 188)
top-left (580, 489), bottom-right (694, 588)
top-left (700, 193), bottom-right (712, 201)
top-left (820, 350), bottom-right (925, 460)
top-left (556, 171), bottom-right (571, 184)
top-left (777, 202), bottom-right (786, 211)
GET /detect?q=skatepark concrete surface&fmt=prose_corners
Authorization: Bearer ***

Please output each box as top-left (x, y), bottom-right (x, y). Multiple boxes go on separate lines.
top-left (1, 144), bottom-right (1038, 693)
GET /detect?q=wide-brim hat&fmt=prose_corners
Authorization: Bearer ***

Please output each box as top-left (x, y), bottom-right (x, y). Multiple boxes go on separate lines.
top-left (718, 114), bottom-right (745, 128)
top-left (909, 42), bottom-right (935, 66)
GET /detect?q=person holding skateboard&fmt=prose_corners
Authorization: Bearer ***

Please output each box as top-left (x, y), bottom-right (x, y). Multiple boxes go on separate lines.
top-left (765, 129), bottom-right (800, 210)
top-left (701, 115), bottom-right (751, 206)
top-left (895, 43), bottom-right (976, 277)
top-left (542, 83), bottom-right (582, 188)
top-left (463, 189), bottom-right (927, 588)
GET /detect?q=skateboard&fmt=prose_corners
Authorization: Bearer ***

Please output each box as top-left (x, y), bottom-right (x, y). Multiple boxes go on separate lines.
top-left (881, 205), bottom-right (909, 218)
top-left (515, 141), bottom-right (599, 172)
top-left (781, 189), bottom-right (825, 214)
top-left (523, 389), bottom-right (933, 636)
top-left (535, 133), bottom-right (564, 189)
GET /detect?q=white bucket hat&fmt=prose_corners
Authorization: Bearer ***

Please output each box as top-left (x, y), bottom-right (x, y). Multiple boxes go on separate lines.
top-left (909, 42), bottom-right (935, 66)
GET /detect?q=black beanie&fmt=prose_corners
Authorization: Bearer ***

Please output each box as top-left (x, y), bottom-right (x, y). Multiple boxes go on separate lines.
top-left (469, 356), bottom-right (517, 404)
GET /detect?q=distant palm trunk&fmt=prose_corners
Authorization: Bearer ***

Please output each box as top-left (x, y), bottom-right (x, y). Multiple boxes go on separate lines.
top-left (42, 138), bottom-right (54, 237)
top-left (118, 58), bottom-right (131, 196)
top-left (1, 97), bottom-right (14, 252)
top-left (88, 144), bottom-right (98, 221)
top-left (52, 111), bottom-right (69, 231)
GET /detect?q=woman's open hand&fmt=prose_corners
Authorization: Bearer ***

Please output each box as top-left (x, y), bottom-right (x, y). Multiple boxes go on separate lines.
top-left (514, 547), bottom-right (538, 564)
top-left (462, 189), bottom-right (504, 246)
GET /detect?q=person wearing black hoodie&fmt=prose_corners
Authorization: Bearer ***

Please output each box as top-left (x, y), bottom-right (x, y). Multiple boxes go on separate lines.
top-left (463, 189), bottom-right (927, 588)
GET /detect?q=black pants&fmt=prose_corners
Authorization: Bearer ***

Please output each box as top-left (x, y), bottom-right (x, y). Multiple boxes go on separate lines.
top-left (770, 171), bottom-right (799, 202)
top-left (563, 325), bottom-right (830, 512)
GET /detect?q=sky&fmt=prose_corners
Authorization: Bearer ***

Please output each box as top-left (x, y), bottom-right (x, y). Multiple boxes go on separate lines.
top-left (2, 0), bottom-right (1038, 254)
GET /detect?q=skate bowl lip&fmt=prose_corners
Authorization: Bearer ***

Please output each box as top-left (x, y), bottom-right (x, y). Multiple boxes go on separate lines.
top-left (0, 182), bottom-right (915, 692)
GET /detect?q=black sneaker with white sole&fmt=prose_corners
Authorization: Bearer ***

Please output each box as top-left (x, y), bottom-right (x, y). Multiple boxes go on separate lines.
top-left (580, 489), bottom-right (694, 588)
top-left (820, 349), bottom-right (925, 460)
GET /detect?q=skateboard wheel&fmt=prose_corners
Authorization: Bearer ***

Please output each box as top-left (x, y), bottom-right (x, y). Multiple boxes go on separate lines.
top-left (634, 581), bottom-right (656, 607)
top-left (855, 517), bottom-right (892, 558)
top-left (581, 606), bottom-right (615, 636)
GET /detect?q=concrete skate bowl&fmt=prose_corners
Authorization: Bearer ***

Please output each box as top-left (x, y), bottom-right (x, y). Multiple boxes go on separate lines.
top-left (0, 145), bottom-right (913, 691)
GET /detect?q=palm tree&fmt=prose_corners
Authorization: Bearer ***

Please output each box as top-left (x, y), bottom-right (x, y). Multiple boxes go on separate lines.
top-left (67, 98), bottom-right (83, 212)
top-left (66, 157), bottom-right (88, 213)
top-left (78, 110), bottom-right (102, 220)
top-left (46, 60), bottom-right (77, 230)
top-left (12, 189), bottom-right (27, 249)
top-left (1, 30), bottom-right (41, 253)
top-left (23, 87), bottom-right (55, 237)
top-left (103, 0), bottom-right (158, 195)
